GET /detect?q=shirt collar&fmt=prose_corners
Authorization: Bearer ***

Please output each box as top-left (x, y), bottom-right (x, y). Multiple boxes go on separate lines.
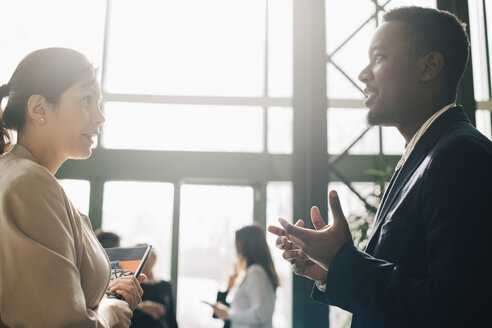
top-left (394, 102), bottom-right (455, 171)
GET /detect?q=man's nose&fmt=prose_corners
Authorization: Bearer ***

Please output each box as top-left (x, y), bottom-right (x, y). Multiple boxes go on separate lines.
top-left (358, 64), bottom-right (372, 83)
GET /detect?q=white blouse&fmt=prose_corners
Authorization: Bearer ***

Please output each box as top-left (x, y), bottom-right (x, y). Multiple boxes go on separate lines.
top-left (228, 264), bottom-right (276, 328)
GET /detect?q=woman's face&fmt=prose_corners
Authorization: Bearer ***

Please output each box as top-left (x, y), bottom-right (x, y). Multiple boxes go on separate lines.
top-left (46, 77), bottom-right (105, 160)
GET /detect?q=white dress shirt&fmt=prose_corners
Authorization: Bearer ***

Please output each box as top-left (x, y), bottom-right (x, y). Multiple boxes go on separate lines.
top-left (395, 102), bottom-right (455, 171)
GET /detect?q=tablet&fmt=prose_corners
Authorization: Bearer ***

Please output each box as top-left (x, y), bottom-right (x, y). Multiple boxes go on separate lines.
top-left (105, 245), bottom-right (153, 278)
top-left (104, 245), bottom-right (152, 299)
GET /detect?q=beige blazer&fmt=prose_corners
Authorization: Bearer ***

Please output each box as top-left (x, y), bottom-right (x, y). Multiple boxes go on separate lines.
top-left (0, 145), bottom-right (111, 327)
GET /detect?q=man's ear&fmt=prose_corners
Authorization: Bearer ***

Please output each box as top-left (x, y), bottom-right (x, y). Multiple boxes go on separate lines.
top-left (420, 51), bottom-right (444, 82)
top-left (27, 95), bottom-right (48, 125)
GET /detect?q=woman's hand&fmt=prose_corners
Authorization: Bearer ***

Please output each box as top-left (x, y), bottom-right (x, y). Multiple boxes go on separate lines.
top-left (212, 302), bottom-right (230, 321)
top-left (138, 300), bottom-right (166, 319)
top-left (226, 273), bottom-right (236, 291)
top-left (98, 297), bottom-right (132, 328)
top-left (108, 274), bottom-right (146, 310)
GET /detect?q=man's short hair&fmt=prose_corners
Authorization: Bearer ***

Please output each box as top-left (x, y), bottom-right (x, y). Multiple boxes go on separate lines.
top-left (383, 6), bottom-right (470, 97)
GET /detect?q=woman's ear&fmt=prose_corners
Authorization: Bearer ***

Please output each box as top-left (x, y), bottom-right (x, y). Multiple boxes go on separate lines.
top-left (420, 51), bottom-right (444, 82)
top-left (26, 95), bottom-right (48, 125)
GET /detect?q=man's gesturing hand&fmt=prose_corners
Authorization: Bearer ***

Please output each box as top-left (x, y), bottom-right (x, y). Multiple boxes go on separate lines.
top-left (278, 190), bottom-right (353, 271)
top-left (268, 218), bottom-right (327, 281)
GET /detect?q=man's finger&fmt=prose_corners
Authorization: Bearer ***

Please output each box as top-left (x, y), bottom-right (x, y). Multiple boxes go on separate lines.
top-left (329, 190), bottom-right (346, 226)
top-left (283, 249), bottom-right (300, 261)
top-left (289, 234), bottom-right (306, 249)
top-left (294, 219), bottom-right (305, 227)
top-left (267, 224), bottom-right (287, 237)
top-left (278, 218), bottom-right (311, 243)
top-left (293, 258), bottom-right (316, 271)
top-left (275, 235), bottom-right (292, 250)
top-left (310, 206), bottom-right (326, 230)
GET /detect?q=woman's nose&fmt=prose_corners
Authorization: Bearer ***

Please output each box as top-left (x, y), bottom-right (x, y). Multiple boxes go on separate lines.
top-left (95, 105), bottom-right (105, 125)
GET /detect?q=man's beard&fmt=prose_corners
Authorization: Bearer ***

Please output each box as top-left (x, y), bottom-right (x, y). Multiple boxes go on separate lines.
top-left (366, 107), bottom-right (400, 127)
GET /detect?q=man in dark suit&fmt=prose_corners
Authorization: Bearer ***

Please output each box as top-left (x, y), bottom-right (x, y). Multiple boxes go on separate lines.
top-left (268, 6), bottom-right (492, 328)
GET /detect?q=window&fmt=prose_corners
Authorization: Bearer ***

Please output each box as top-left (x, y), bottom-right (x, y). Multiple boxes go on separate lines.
top-left (268, 107), bottom-right (293, 154)
top-left (58, 179), bottom-right (91, 215)
top-left (267, 181), bottom-right (293, 328)
top-left (177, 184), bottom-right (253, 328)
top-left (105, 0), bottom-right (266, 96)
top-left (469, 0), bottom-right (492, 140)
top-left (102, 181), bottom-right (174, 280)
top-left (327, 108), bottom-right (379, 154)
top-left (0, 0), bottom-right (106, 83)
top-left (103, 103), bottom-right (264, 152)
top-left (476, 109), bottom-right (492, 139)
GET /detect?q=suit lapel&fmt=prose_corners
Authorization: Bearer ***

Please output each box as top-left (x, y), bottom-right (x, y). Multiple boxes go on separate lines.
top-left (365, 106), bottom-right (470, 253)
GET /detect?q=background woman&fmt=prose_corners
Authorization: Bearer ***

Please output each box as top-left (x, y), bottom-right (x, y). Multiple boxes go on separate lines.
top-left (0, 48), bottom-right (143, 328)
top-left (213, 223), bottom-right (279, 328)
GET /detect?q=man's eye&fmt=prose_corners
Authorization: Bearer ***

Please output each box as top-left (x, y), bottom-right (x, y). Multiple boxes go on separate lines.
top-left (374, 55), bottom-right (384, 62)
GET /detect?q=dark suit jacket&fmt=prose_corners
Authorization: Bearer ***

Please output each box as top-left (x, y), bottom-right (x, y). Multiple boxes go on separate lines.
top-left (312, 106), bottom-right (492, 328)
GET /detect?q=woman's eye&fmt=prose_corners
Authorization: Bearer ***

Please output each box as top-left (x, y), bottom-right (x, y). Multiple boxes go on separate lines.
top-left (83, 96), bottom-right (92, 105)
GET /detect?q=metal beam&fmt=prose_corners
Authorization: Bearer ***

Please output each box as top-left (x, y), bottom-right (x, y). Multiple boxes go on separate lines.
top-left (292, 0), bottom-right (329, 326)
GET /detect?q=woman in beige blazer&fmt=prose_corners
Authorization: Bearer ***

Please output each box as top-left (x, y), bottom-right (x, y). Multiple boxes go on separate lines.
top-left (0, 48), bottom-right (144, 328)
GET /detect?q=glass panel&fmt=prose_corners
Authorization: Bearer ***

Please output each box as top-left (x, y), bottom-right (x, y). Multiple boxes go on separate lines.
top-left (177, 184), bottom-right (253, 328)
top-left (102, 102), bottom-right (264, 152)
top-left (268, 107), bottom-right (293, 154)
top-left (328, 23), bottom-right (374, 100)
top-left (469, 0), bottom-right (489, 101)
top-left (486, 0), bottom-right (492, 97)
top-left (476, 109), bottom-right (492, 140)
top-left (384, 0), bottom-right (436, 10)
top-left (327, 63), bottom-right (365, 100)
top-left (327, 182), bottom-right (376, 222)
top-left (327, 108), bottom-right (379, 154)
top-left (382, 126), bottom-right (405, 155)
top-left (58, 179), bottom-right (90, 215)
top-left (268, 0), bottom-right (293, 98)
top-left (102, 181), bottom-right (174, 280)
top-left (0, 0), bottom-right (106, 83)
top-left (327, 181), bottom-right (377, 328)
top-left (266, 181), bottom-right (293, 328)
top-left (378, 0), bottom-right (437, 21)
top-left (105, 0), bottom-right (265, 96)
top-left (325, 0), bottom-right (375, 54)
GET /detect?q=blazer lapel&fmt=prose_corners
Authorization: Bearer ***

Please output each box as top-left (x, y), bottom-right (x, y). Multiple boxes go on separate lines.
top-left (365, 106), bottom-right (470, 253)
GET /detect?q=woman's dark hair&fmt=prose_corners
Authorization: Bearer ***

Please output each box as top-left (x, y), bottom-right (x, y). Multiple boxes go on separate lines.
top-left (0, 47), bottom-right (95, 154)
top-left (235, 223), bottom-right (279, 289)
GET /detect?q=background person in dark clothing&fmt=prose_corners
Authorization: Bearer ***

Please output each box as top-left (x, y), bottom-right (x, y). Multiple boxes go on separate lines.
top-left (131, 244), bottom-right (178, 328)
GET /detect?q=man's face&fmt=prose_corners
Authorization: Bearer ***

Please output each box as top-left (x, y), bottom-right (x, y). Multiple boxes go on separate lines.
top-left (358, 20), bottom-right (421, 127)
